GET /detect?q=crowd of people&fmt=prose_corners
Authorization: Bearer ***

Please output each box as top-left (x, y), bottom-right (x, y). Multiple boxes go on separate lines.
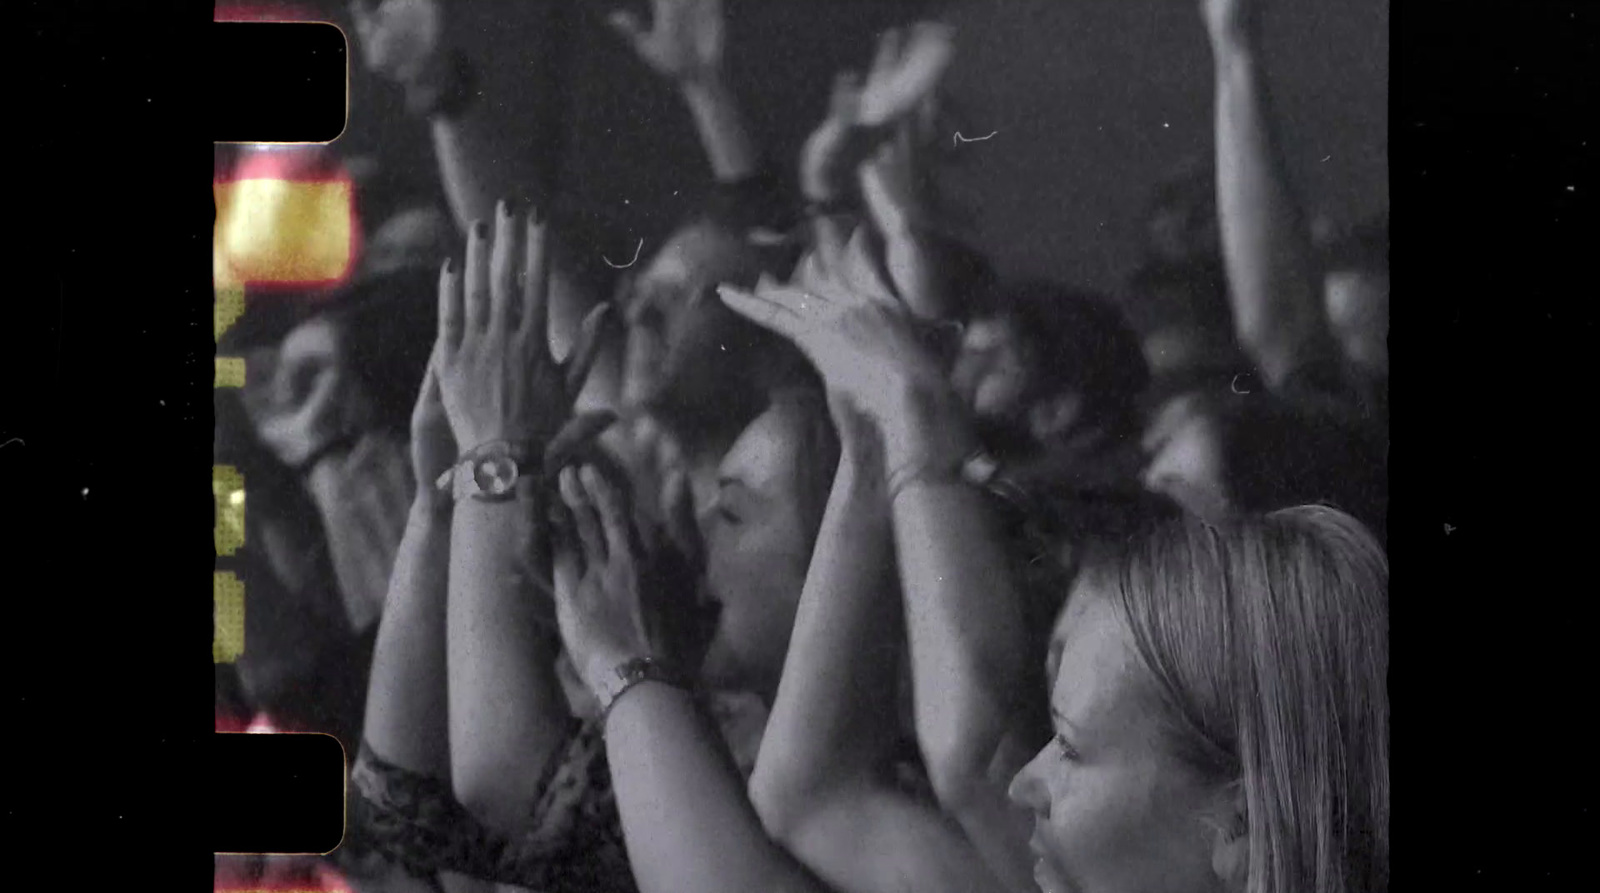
top-left (215, 1), bottom-right (1388, 891)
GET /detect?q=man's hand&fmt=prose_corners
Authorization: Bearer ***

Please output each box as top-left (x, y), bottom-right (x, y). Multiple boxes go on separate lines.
top-left (608, 0), bottom-right (725, 85)
top-left (349, 0), bottom-right (445, 86)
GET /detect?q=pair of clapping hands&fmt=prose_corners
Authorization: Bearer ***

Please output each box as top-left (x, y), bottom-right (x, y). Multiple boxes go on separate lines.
top-left (409, 202), bottom-right (709, 700)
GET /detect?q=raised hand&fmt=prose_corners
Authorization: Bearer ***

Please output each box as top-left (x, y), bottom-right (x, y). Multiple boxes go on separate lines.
top-left (718, 260), bottom-right (945, 437)
top-left (1200, 0), bottom-right (1261, 44)
top-left (607, 0), bottom-right (725, 84)
top-left (434, 201), bottom-right (613, 457)
top-left (349, 0), bottom-right (444, 86)
top-left (799, 70), bottom-right (866, 203)
top-left (854, 22), bottom-right (956, 129)
top-left (551, 464), bottom-right (710, 694)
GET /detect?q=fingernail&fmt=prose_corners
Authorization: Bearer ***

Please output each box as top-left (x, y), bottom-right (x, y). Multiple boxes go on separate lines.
top-left (499, 198), bottom-right (514, 219)
top-left (579, 465), bottom-right (600, 490)
top-left (442, 256), bottom-right (454, 274)
top-left (472, 220), bottom-right (489, 239)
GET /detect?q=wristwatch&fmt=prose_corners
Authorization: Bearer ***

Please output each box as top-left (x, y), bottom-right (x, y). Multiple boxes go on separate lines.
top-left (435, 440), bottom-right (537, 503)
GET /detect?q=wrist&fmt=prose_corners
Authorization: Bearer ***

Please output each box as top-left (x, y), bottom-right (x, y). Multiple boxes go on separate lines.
top-left (1209, 27), bottom-right (1259, 68)
top-left (679, 70), bottom-right (729, 103)
top-left (883, 381), bottom-right (974, 469)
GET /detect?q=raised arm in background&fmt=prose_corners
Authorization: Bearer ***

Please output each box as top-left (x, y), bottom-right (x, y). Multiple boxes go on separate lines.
top-left (721, 232), bottom-right (1037, 893)
top-left (608, 0), bottom-right (759, 183)
top-left (435, 203), bottom-right (612, 836)
top-left (349, 0), bottom-right (615, 405)
top-left (798, 24), bottom-right (957, 319)
top-left (1203, 0), bottom-right (1341, 390)
top-left (549, 462), bottom-right (836, 893)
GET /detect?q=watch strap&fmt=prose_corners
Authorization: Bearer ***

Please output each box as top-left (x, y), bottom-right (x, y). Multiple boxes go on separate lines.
top-left (597, 657), bottom-right (688, 723)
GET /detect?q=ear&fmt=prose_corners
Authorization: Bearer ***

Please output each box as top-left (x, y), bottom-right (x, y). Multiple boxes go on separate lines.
top-left (1207, 781), bottom-right (1249, 892)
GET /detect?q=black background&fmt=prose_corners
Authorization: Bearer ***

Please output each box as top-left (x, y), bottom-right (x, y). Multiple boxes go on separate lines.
top-left (8, 0), bottom-right (1594, 886)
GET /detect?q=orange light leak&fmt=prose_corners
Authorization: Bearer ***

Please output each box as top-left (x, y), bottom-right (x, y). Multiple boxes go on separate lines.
top-left (215, 148), bottom-right (360, 293)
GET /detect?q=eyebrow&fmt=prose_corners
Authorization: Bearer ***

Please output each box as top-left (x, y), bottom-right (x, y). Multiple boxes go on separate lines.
top-left (1049, 705), bottom-right (1080, 735)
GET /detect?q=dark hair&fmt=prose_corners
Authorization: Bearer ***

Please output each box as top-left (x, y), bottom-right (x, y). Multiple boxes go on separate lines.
top-left (1318, 213), bottom-right (1389, 276)
top-left (333, 267), bottom-right (440, 434)
top-left (1122, 258), bottom-right (1237, 341)
top-left (971, 280), bottom-right (1151, 437)
top-left (1191, 387), bottom-right (1388, 542)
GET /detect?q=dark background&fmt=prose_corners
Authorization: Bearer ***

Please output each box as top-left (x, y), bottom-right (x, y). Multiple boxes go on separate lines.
top-left (7, 0), bottom-right (1593, 889)
top-left (279, 0), bottom-right (1388, 292)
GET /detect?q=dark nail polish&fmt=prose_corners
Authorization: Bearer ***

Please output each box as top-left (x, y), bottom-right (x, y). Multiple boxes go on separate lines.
top-left (473, 220), bottom-right (489, 239)
top-left (442, 257), bottom-right (454, 274)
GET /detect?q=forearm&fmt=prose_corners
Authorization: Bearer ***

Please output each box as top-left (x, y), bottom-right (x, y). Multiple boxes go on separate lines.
top-left (446, 496), bottom-right (569, 835)
top-left (605, 682), bottom-right (832, 893)
top-left (1211, 30), bottom-right (1326, 386)
top-left (879, 218), bottom-right (949, 320)
top-left (361, 498), bottom-right (453, 774)
top-left (750, 457), bottom-right (898, 831)
top-left (681, 76), bottom-right (760, 183)
top-left (884, 394), bottom-right (1027, 807)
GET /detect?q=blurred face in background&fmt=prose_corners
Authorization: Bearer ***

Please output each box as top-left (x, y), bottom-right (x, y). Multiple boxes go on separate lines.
top-left (1140, 392), bottom-right (1233, 522)
top-left (620, 220), bottom-right (760, 413)
top-left (1324, 269), bottom-right (1389, 378)
top-left (693, 393), bottom-right (830, 694)
top-left (951, 314), bottom-right (1034, 421)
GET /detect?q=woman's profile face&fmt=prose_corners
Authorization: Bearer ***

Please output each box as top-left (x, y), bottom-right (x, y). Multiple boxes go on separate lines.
top-left (1009, 587), bottom-right (1228, 893)
top-left (693, 396), bottom-right (821, 693)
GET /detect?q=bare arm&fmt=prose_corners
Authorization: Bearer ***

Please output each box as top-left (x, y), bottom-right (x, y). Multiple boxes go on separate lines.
top-left (609, 0), bottom-right (758, 183)
top-left (881, 387), bottom-right (1038, 893)
top-left (350, 1), bottom-right (614, 403)
top-left (680, 77), bottom-right (761, 182)
top-left (717, 272), bottom-right (1035, 892)
top-left (1205, 0), bottom-right (1338, 389)
top-left (437, 208), bottom-right (598, 836)
top-left (362, 498), bottom-right (453, 773)
top-left (550, 465), bottom-right (834, 893)
top-left (749, 407), bottom-right (1013, 893)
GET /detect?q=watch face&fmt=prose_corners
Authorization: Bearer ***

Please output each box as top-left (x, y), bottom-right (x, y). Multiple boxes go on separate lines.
top-left (473, 455), bottom-right (519, 497)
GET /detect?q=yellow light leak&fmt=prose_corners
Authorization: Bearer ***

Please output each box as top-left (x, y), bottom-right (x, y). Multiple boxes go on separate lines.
top-left (214, 465), bottom-right (245, 558)
top-left (214, 178), bottom-right (354, 285)
top-left (215, 356), bottom-right (246, 389)
top-left (214, 572), bottom-right (245, 663)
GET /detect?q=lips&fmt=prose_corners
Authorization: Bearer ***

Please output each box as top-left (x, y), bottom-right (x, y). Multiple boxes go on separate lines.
top-left (1029, 834), bottom-right (1069, 893)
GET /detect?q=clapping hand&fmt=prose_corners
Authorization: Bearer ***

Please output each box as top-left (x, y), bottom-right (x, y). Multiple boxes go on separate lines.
top-left (718, 224), bottom-right (954, 452)
top-left (551, 463), bottom-right (711, 696)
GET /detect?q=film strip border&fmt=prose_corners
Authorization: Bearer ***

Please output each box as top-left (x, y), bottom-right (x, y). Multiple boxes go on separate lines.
top-left (214, 149), bottom-right (358, 666)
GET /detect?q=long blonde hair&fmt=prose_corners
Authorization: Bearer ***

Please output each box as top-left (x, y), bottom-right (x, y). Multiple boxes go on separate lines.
top-left (1080, 505), bottom-right (1389, 893)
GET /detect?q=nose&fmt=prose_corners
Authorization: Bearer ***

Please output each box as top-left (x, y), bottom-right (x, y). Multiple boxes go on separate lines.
top-left (1007, 746), bottom-right (1051, 816)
